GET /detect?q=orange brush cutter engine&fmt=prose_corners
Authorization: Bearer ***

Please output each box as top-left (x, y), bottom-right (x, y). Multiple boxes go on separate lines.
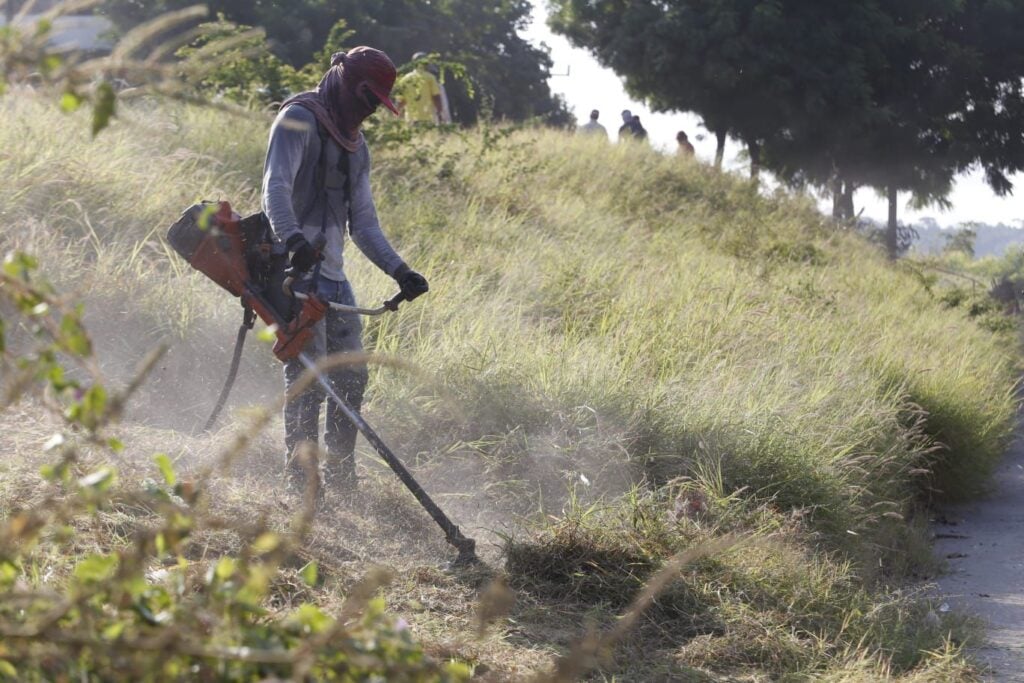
top-left (166, 201), bottom-right (325, 360)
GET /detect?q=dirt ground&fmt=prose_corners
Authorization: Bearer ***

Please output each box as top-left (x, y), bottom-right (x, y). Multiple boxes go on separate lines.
top-left (935, 431), bottom-right (1024, 681)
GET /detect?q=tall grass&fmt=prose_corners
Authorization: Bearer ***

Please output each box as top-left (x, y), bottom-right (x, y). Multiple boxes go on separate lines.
top-left (1, 93), bottom-right (1016, 679)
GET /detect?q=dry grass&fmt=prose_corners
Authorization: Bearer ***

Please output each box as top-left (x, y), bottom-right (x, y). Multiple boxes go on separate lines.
top-left (0, 93), bottom-right (1014, 679)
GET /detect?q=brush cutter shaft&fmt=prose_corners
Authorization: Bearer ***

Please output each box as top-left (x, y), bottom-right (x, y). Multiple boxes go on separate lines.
top-left (292, 291), bottom-right (406, 315)
top-left (297, 352), bottom-right (478, 564)
top-left (283, 271), bottom-right (407, 315)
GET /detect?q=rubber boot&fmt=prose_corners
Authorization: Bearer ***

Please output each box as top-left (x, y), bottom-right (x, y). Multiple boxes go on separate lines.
top-left (284, 358), bottom-right (323, 491)
top-left (323, 366), bottom-right (367, 493)
top-left (285, 441), bottom-right (321, 500)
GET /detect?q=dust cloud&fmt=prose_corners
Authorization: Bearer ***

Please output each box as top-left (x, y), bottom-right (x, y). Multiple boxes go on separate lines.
top-left (4, 293), bottom-right (641, 569)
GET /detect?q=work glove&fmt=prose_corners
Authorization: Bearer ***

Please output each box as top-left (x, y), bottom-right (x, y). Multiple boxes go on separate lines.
top-left (393, 263), bottom-right (429, 301)
top-left (287, 234), bottom-right (322, 273)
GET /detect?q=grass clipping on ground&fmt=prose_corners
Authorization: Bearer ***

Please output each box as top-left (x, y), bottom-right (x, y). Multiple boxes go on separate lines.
top-left (0, 93), bottom-right (1017, 680)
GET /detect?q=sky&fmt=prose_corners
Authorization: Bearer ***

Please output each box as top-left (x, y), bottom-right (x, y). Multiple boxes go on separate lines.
top-left (520, 4), bottom-right (1022, 229)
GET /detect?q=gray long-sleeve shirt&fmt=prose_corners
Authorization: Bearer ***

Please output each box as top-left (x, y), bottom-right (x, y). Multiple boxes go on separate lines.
top-left (261, 104), bottom-right (404, 282)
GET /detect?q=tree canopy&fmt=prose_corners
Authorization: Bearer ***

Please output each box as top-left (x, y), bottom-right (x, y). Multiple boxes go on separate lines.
top-left (549, 0), bottom-right (1024, 256)
top-left (97, 0), bottom-right (571, 125)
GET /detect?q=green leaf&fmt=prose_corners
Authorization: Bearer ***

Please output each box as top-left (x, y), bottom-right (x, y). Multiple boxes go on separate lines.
top-left (197, 203), bottom-right (218, 231)
top-left (153, 453), bottom-right (176, 486)
top-left (66, 384), bottom-right (107, 430)
top-left (33, 18), bottom-right (52, 38)
top-left (251, 532), bottom-right (280, 554)
top-left (41, 54), bottom-right (62, 76)
top-left (365, 595), bottom-right (386, 620)
top-left (108, 438), bottom-right (124, 454)
top-left (214, 557), bottom-right (236, 581)
top-left (238, 565), bottom-right (272, 605)
top-left (0, 561), bottom-right (19, 590)
top-left (91, 81), bottom-right (117, 137)
top-left (123, 576), bottom-right (149, 599)
top-left (2, 252), bottom-right (37, 279)
top-left (74, 553), bottom-right (119, 583)
top-left (84, 384), bottom-right (107, 421)
top-left (444, 661), bottom-right (473, 679)
top-left (300, 561), bottom-right (318, 586)
top-left (47, 365), bottom-right (75, 391)
top-left (40, 460), bottom-right (71, 484)
top-left (102, 622), bottom-right (125, 641)
top-left (256, 323), bottom-right (278, 342)
top-left (288, 603), bottom-right (333, 634)
top-left (60, 91), bottom-right (83, 113)
top-left (0, 660), bottom-right (17, 679)
top-left (60, 313), bottom-right (91, 357)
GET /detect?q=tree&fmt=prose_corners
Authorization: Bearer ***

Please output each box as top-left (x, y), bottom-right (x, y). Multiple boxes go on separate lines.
top-left (549, 0), bottom-right (1024, 257)
top-left (174, 17), bottom-right (309, 106)
top-left (97, 0), bottom-right (571, 125)
top-left (774, 0), bottom-right (1024, 258)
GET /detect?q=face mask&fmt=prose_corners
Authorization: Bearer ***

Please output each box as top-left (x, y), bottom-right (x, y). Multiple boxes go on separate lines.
top-left (357, 82), bottom-right (382, 112)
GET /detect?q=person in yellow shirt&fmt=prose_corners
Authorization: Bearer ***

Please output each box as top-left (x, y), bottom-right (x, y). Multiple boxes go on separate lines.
top-left (396, 52), bottom-right (444, 124)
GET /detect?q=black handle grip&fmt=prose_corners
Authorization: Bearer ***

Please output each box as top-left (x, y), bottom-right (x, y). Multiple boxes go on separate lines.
top-left (384, 291), bottom-right (407, 311)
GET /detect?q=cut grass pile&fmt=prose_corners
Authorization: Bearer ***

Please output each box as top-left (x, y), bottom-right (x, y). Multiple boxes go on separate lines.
top-left (1, 92), bottom-right (1018, 680)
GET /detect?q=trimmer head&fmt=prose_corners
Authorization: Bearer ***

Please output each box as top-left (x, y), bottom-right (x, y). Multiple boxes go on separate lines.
top-left (449, 535), bottom-right (481, 568)
top-left (452, 536), bottom-right (479, 569)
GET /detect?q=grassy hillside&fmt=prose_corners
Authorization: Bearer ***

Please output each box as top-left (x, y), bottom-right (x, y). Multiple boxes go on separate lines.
top-left (1, 93), bottom-right (1019, 680)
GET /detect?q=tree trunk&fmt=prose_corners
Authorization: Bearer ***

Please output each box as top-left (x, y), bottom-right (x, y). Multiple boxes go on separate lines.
top-left (841, 182), bottom-right (855, 221)
top-left (714, 130), bottom-right (726, 170)
top-left (831, 176), bottom-right (843, 220)
top-left (833, 179), bottom-right (855, 222)
top-left (886, 185), bottom-right (899, 260)
top-left (748, 141), bottom-right (761, 181)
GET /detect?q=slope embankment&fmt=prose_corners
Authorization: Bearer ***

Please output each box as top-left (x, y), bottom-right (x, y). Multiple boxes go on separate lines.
top-left (1, 93), bottom-right (1020, 680)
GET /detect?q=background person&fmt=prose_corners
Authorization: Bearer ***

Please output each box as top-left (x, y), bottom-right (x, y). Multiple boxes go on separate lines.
top-left (677, 130), bottom-right (695, 156)
top-left (577, 109), bottom-right (607, 139)
top-left (630, 114), bottom-right (648, 141)
top-left (396, 52), bottom-right (445, 124)
top-left (617, 109), bottom-right (634, 140)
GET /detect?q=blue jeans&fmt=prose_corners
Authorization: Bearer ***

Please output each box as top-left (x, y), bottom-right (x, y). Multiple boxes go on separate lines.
top-left (283, 275), bottom-right (367, 483)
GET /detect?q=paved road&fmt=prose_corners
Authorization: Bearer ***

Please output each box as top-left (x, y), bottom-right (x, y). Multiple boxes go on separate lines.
top-left (934, 435), bottom-right (1024, 681)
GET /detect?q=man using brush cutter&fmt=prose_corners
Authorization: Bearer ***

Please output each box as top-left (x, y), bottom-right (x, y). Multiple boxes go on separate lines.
top-left (262, 46), bottom-right (429, 492)
top-left (167, 46), bottom-right (478, 565)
